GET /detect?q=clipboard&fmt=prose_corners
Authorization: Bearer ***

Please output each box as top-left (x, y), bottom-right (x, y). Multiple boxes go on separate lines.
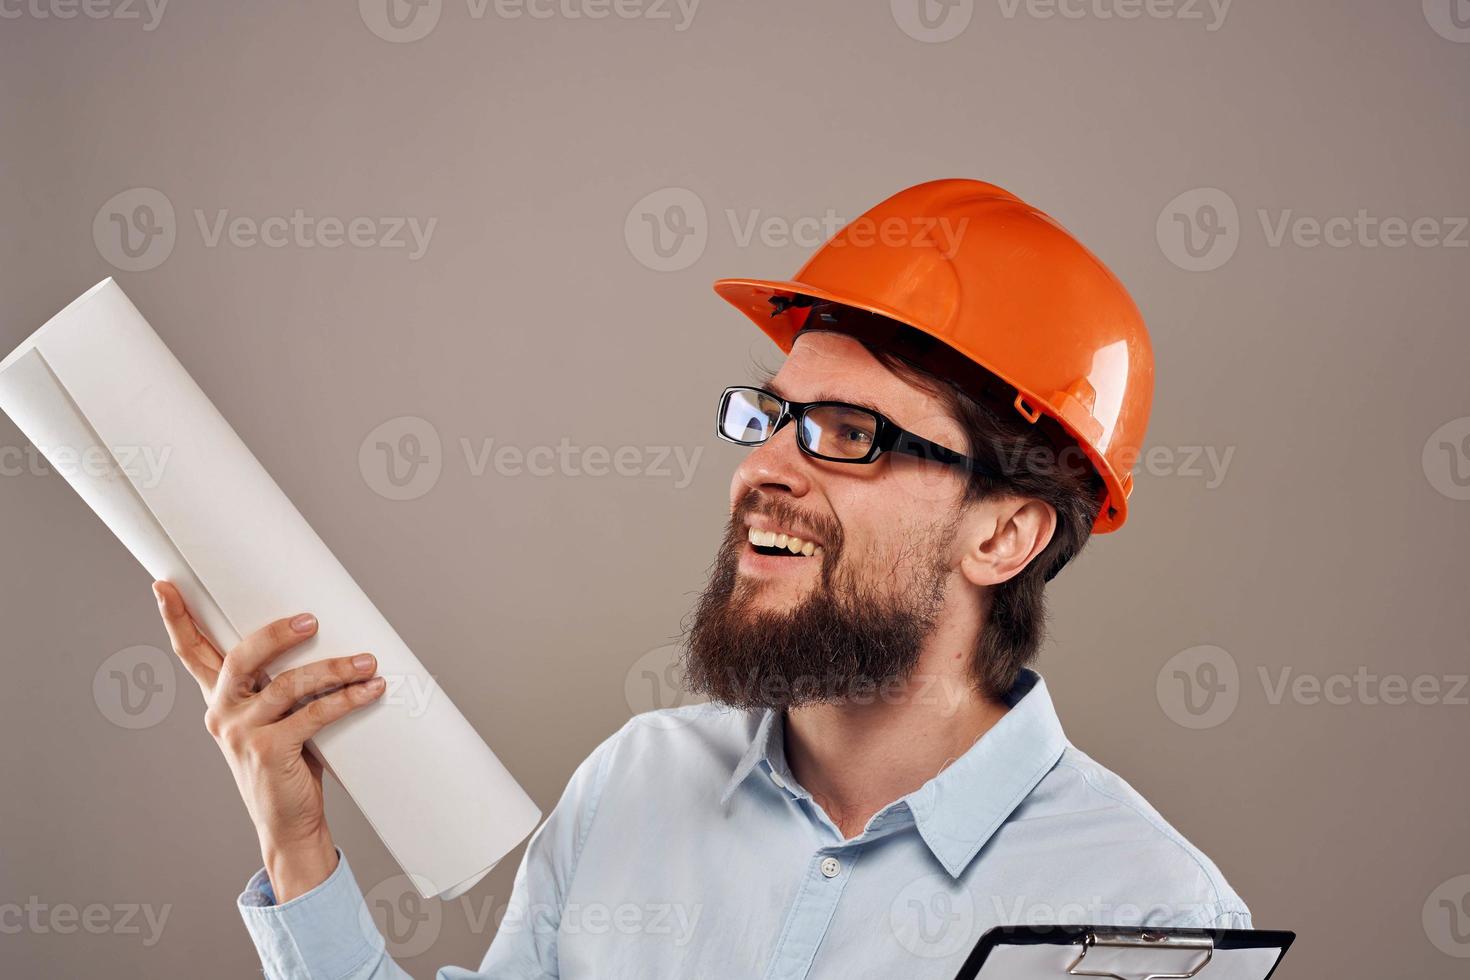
top-left (952, 926), bottom-right (1295, 980)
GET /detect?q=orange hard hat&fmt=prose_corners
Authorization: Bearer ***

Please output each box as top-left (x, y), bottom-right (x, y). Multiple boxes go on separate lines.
top-left (713, 178), bottom-right (1153, 533)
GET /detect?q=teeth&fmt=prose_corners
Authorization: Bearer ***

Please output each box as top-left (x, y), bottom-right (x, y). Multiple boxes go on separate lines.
top-left (746, 526), bottom-right (824, 558)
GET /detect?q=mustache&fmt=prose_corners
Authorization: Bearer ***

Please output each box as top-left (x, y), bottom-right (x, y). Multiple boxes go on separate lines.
top-left (728, 490), bottom-right (843, 558)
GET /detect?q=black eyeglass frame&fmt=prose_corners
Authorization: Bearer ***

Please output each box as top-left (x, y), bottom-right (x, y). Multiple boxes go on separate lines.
top-left (716, 385), bottom-right (994, 476)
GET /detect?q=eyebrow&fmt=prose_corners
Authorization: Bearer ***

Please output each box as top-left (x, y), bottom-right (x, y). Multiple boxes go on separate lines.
top-left (761, 379), bottom-right (887, 417)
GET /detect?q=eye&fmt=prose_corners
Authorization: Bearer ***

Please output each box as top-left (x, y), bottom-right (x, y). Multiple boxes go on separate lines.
top-left (838, 425), bottom-right (873, 446)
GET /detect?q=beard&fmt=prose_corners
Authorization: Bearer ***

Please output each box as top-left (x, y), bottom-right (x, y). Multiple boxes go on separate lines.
top-left (680, 491), bottom-right (956, 710)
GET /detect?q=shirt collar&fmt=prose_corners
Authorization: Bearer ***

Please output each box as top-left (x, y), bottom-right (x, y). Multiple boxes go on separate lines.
top-left (718, 669), bottom-right (1068, 880)
top-left (720, 705), bottom-right (784, 807)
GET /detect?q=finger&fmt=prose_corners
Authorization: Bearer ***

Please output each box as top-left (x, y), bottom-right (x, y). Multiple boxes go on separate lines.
top-left (277, 676), bottom-right (386, 746)
top-left (217, 612), bottom-right (319, 704)
top-left (244, 654), bottom-right (377, 724)
top-left (153, 581), bottom-right (223, 690)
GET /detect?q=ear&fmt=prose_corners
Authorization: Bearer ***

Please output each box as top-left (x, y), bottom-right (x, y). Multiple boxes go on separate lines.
top-left (957, 496), bottom-right (1058, 588)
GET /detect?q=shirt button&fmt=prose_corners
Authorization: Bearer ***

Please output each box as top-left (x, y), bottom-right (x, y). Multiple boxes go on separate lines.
top-left (819, 856), bottom-right (841, 878)
top-left (768, 769), bottom-right (787, 790)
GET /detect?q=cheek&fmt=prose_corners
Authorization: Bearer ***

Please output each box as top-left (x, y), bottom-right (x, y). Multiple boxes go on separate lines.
top-left (886, 459), bottom-right (970, 513)
top-left (835, 485), bottom-right (959, 576)
top-left (826, 491), bottom-right (893, 569)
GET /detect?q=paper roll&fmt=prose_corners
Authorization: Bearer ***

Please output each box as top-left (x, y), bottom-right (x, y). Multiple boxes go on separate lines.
top-left (0, 279), bottom-right (542, 899)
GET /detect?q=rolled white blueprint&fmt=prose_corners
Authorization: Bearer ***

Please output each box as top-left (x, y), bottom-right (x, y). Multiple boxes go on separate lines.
top-left (0, 279), bottom-right (541, 900)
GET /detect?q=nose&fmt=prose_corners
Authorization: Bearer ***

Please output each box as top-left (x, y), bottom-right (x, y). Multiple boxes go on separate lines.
top-left (732, 422), bottom-right (812, 501)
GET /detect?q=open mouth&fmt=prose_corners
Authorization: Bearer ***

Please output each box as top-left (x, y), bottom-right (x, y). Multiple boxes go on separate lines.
top-left (747, 526), bottom-right (825, 559)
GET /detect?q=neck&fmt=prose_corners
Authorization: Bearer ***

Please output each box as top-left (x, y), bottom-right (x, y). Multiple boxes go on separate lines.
top-left (782, 611), bottom-right (1010, 840)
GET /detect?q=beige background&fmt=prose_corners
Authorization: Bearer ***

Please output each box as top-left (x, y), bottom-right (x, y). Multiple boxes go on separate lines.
top-left (2, 1), bottom-right (1468, 977)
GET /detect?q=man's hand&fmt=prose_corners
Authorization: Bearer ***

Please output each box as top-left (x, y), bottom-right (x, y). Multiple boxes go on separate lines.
top-left (152, 580), bottom-right (386, 902)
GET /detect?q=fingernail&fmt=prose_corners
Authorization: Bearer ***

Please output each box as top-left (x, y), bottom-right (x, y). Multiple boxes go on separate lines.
top-left (291, 613), bottom-right (317, 633)
top-left (358, 676), bottom-right (386, 699)
top-left (352, 653), bottom-right (374, 671)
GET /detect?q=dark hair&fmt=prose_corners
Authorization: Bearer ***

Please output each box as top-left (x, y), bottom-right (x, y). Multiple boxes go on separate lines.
top-left (863, 341), bottom-right (1105, 700)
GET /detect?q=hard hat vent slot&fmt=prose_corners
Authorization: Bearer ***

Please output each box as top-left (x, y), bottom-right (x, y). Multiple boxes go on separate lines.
top-left (1013, 394), bottom-right (1042, 424)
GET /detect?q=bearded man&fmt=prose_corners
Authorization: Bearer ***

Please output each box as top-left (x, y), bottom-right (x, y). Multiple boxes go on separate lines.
top-left (155, 180), bottom-right (1249, 979)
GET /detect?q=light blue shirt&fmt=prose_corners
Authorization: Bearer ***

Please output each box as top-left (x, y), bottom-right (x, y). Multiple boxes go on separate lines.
top-left (237, 671), bottom-right (1250, 978)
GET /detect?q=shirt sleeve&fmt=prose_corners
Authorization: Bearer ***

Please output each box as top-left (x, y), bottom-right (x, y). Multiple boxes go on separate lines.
top-left (235, 724), bottom-right (624, 980)
top-left (237, 848), bottom-right (412, 980)
top-left (1203, 907), bottom-right (1253, 930)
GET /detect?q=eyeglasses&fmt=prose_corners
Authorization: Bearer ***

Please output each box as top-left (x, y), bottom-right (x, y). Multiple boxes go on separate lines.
top-left (716, 385), bottom-right (987, 473)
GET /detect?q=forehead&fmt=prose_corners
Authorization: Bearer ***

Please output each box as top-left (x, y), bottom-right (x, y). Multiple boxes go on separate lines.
top-left (771, 330), bottom-right (938, 418)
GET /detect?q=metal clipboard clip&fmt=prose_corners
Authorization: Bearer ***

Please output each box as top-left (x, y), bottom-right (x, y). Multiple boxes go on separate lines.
top-left (1066, 931), bottom-right (1215, 980)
